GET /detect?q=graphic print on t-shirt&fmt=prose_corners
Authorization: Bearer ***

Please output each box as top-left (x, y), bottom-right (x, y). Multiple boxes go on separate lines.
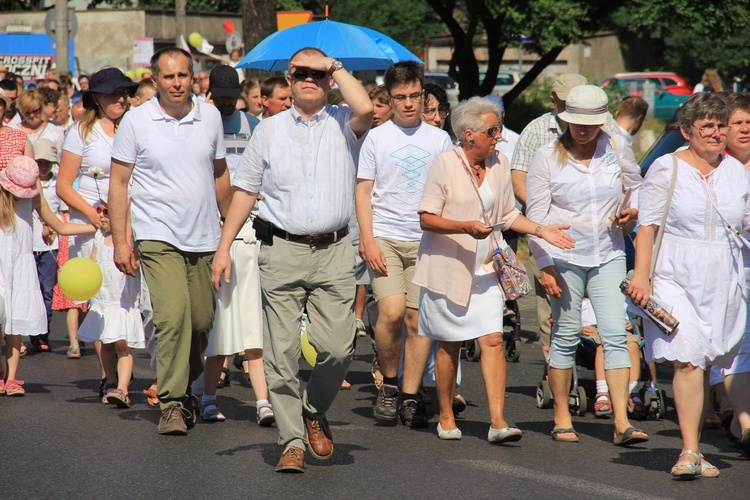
top-left (389, 144), bottom-right (432, 207)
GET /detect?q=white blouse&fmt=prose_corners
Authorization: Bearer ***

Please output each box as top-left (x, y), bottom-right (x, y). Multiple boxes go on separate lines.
top-left (526, 132), bottom-right (642, 269)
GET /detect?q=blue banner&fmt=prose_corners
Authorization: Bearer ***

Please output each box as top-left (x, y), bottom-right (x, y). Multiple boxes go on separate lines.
top-left (0, 34), bottom-right (75, 83)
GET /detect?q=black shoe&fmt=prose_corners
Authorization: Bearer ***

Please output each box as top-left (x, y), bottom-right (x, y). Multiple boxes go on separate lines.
top-left (374, 384), bottom-right (398, 424)
top-left (217, 367), bottom-right (231, 389)
top-left (398, 399), bottom-right (428, 428)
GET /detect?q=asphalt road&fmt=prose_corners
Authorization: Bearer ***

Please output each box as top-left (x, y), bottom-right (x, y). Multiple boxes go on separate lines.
top-left (1, 296), bottom-right (748, 499)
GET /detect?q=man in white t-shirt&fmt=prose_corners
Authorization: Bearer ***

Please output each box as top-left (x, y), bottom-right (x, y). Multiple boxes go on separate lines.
top-left (109, 47), bottom-right (231, 436)
top-left (356, 61), bottom-right (452, 428)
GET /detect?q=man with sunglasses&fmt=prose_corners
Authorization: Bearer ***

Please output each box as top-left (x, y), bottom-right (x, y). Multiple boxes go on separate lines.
top-left (213, 46), bottom-right (372, 473)
top-left (355, 61), bottom-right (452, 429)
top-left (0, 79), bottom-right (22, 127)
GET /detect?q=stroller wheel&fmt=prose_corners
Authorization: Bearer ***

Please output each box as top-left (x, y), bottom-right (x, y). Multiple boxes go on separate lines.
top-left (465, 339), bottom-right (481, 362)
top-left (536, 380), bottom-right (552, 408)
top-left (655, 389), bottom-right (668, 419)
top-left (505, 338), bottom-right (521, 362)
top-left (569, 386), bottom-right (587, 416)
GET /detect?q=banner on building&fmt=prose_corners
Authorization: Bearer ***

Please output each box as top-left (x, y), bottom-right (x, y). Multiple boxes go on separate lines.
top-left (133, 37), bottom-right (154, 66)
top-left (0, 34), bottom-right (75, 82)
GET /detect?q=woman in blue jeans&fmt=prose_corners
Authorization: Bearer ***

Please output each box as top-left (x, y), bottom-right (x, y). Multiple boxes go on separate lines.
top-left (526, 85), bottom-right (647, 445)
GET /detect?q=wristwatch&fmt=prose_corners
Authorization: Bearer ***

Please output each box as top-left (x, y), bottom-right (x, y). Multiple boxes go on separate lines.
top-left (329, 59), bottom-right (344, 74)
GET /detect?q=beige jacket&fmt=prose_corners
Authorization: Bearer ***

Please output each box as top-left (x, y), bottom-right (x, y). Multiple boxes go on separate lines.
top-left (413, 147), bottom-right (521, 307)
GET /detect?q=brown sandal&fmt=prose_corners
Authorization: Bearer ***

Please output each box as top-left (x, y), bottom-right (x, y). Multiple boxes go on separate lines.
top-left (143, 386), bottom-right (159, 407)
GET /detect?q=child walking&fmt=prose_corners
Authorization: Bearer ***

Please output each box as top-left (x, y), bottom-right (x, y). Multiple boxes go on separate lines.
top-left (77, 223), bottom-right (144, 408)
top-left (0, 156), bottom-right (96, 396)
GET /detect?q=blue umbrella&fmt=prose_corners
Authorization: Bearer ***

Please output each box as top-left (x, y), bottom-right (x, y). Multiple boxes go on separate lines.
top-left (236, 19), bottom-right (422, 71)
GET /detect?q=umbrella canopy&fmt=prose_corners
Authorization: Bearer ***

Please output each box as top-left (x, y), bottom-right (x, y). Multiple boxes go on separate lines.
top-left (236, 19), bottom-right (422, 72)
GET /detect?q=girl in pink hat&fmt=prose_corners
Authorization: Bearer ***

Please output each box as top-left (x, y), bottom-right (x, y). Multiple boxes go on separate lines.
top-left (0, 156), bottom-right (97, 396)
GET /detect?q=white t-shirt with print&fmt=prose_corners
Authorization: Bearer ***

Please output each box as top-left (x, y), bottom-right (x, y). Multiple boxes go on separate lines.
top-left (358, 120), bottom-right (452, 241)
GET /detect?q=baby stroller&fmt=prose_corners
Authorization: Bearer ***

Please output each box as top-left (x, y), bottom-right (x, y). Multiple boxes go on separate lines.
top-left (536, 335), bottom-right (597, 416)
top-left (463, 299), bottom-right (522, 362)
top-left (629, 315), bottom-right (669, 419)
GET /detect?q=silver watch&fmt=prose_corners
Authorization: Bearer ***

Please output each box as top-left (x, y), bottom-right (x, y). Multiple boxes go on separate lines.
top-left (329, 59), bottom-right (344, 73)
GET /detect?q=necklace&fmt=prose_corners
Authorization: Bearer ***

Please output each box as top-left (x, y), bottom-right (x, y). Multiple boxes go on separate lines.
top-left (468, 163), bottom-right (484, 178)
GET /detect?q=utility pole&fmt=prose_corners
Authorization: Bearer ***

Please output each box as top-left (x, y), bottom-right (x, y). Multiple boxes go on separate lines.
top-left (175, 0), bottom-right (187, 46)
top-left (55, 0), bottom-right (69, 77)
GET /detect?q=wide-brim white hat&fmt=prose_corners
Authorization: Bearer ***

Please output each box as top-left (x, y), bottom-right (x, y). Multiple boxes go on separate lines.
top-left (558, 85), bottom-right (612, 125)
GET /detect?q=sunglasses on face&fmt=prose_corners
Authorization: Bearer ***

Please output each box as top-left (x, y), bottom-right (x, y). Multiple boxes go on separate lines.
top-left (291, 69), bottom-right (328, 80)
top-left (478, 126), bottom-right (502, 137)
top-left (96, 206), bottom-right (108, 215)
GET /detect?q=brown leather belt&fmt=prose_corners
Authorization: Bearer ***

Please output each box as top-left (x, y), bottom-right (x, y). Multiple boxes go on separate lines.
top-left (272, 225), bottom-right (349, 246)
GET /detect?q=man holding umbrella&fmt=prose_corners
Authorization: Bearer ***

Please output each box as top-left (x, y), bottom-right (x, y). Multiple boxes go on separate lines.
top-left (212, 47), bottom-right (373, 472)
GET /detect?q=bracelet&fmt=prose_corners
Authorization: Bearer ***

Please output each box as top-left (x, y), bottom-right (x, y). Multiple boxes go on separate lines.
top-left (534, 225), bottom-right (542, 237)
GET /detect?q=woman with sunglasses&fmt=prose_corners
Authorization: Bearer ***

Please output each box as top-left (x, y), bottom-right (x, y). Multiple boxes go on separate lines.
top-left (12, 88), bottom-right (64, 156)
top-left (56, 68), bottom-right (137, 380)
top-left (414, 96), bottom-right (574, 441)
top-left (526, 86), bottom-right (645, 446)
top-left (629, 92), bottom-right (750, 476)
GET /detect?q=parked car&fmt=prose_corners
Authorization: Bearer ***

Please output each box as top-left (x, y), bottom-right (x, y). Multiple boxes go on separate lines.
top-left (484, 70), bottom-right (525, 96)
top-left (639, 123), bottom-right (686, 175)
top-left (601, 78), bottom-right (690, 121)
top-left (602, 72), bottom-right (692, 95)
top-left (424, 71), bottom-right (459, 106)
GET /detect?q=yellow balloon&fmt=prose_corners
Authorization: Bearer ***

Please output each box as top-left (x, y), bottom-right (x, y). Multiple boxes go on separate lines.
top-left (188, 32), bottom-right (203, 49)
top-left (301, 330), bottom-right (317, 366)
top-left (58, 257), bottom-right (103, 301)
top-left (124, 70), bottom-right (136, 81)
top-left (134, 67), bottom-right (149, 80)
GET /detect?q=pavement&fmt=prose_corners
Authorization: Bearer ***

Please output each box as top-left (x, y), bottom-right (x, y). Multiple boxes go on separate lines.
top-left (2, 295), bottom-right (749, 499)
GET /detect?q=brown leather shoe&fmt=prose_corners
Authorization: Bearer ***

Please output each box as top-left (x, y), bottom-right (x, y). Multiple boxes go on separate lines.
top-left (304, 414), bottom-right (333, 460)
top-left (275, 446), bottom-right (305, 473)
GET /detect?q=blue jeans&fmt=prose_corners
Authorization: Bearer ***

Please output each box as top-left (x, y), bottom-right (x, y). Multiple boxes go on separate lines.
top-left (34, 249), bottom-right (58, 340)
top-left (548, 255), bottom-right (630, 370)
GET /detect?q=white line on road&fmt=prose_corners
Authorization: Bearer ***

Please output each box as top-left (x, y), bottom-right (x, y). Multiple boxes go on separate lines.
top-left (451, 460), bottom-right (674, 500)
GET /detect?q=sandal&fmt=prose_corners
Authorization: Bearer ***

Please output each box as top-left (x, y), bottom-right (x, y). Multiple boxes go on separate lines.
top-left (627, 393), bottom-right (648, 420)
top-left (233, 352), bottom-right (251, 383)
top-left (217, 367), bottom-right (231, 389)
top-left (671, 449), bottom-right (700, 478)
top-left (5, 379), bottom-right (25, 397)
top-left (106, 389), bottom-right (131, 409)
top-left (66, 346), bottom-right (81, 359)
top-left (551, 427), bottom-right (579, 443)
top-left (143, 386), bottom-right (160, 407)
top-left (698, 454), bottom-right (719, 478)
top-left (101, 384), bottom-right (117, 404)
top-left (594, 393), bottom-right (613, 418)
top-left (202, 401), bottom-right (226, 422)
top-left (340, 379), bottom-right (351, 390)
top-left (614, 427), bottom-right (649, 446)
top-left (257, 402), bottom-right (275, 427)
top-left (19, 344), bottom-right (27, 357)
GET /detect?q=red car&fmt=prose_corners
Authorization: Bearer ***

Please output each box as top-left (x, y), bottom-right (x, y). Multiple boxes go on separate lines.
top-left (600, 72), bottom-right (692, 96)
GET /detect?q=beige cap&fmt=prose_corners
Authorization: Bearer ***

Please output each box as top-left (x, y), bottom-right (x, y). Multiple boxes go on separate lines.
top-left (551, 74), bottom-right (588, 100)
top-left (33, 139), bottom-right (59, 163)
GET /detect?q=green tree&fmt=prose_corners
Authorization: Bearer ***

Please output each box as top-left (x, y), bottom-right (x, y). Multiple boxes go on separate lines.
top-left (612, 0), bottom-right (750, 87)
top-left (425, 0), bottom-right (625, 102)
top-left (329, 0), bottom-right (444, 51)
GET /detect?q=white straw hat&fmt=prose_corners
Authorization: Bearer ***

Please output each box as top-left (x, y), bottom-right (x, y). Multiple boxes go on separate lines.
top-left (558, 85), bottom-right (612, 125)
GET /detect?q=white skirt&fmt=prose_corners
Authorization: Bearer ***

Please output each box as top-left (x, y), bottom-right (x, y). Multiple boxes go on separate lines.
top-left (206, 219), bottom-right (263, 355)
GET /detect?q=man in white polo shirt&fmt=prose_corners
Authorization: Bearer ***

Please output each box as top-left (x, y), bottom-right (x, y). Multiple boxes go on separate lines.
top-left (212, 47), bottom-right (372, 473)
top-left (356, 61), bottom-right (452, 428)
top-left (109, 47), bottom-right (231, 436)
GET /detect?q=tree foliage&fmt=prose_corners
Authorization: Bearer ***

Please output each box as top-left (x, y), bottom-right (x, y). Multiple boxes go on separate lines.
top-left (612, 0), bottom-right (750, 87)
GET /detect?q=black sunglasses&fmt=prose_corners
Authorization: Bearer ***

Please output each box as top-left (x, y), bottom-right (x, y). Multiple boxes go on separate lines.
top-left (291, 69), bottom-right (328, 80)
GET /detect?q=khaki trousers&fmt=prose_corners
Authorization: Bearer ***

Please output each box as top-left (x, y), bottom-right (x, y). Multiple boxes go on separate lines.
top-left (259, 236), bottom-right (356, 450)
top-left (138, 241), bottom-right (216, 409)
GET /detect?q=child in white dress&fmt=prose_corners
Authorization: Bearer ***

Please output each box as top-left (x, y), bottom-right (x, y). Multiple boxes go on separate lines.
top-left (0, 156), bottom-right (96, 396)
top-left (77, 228), bottom-right (144, 408)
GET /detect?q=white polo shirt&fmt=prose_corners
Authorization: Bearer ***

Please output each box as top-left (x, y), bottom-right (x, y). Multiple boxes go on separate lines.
top-left (111, 94), bottom-right (226, 252)
top-left (233, 103), bottom-right (361, 234)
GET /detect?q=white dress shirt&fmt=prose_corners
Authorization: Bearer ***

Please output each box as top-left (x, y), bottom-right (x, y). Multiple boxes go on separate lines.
top-left (526, 131), bottom-right (642, 269)
top-left (232, 104), bottom-right (362, 234)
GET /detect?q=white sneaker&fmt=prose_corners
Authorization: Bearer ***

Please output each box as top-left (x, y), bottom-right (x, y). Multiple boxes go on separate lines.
top-left (257, 402), bottom-right (275, 427)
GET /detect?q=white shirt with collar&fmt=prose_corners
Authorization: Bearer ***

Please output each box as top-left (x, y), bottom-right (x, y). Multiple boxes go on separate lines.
top-left (111, 94), bottom-right (226, 252)
top-left (233, 103), bottom-right (362, 235)
top-left (526, 131), bottom-right (642, 270)
top-left (496, 126), bottom-right (520, 164)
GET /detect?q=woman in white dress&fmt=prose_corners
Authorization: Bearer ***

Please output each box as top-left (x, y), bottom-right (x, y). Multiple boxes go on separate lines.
top-left (527, 86), bottom-right (645, 447)
top-left (628, 92), bottom-right (750, 476)
top-left (414, 97), bottom-right (574, 441)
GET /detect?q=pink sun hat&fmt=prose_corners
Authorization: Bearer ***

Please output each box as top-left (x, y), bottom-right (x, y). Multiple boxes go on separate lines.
top-left (0, 156), bottom-right (40, 199)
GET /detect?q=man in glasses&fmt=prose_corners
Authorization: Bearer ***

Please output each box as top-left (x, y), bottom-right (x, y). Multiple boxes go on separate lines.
top-left (355, 61), bottom-right (453, 429)
top-left (0, 79), bottom-right (22, 127)
top-left (260, 77), bottom-right (292, 119)
top-left (213, 46), bottom-right (372, 473)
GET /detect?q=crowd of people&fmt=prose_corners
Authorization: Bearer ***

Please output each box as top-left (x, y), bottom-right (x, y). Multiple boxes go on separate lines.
top-left (1, 45), bottom-right (750, 478)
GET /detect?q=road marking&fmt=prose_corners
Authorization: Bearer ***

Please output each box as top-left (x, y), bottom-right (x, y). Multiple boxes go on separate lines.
top-left (452, 460), bottom-right (674, 500)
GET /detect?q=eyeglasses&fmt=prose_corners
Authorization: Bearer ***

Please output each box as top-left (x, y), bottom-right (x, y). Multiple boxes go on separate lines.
top-left (390, 92), bottom-right (423, 104)
top-left (96, 206), bottom-right (108, 216)
top-left (697, 123), bottom-right (729, 136)
top-left (422, 107), bottom-right (447, 118)
top-left (26, 108), bottom-right (42, 116)
top-left (291, 69), bottom-right (328, 80)
top-left (477, 125), bottom-right (503, 137)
